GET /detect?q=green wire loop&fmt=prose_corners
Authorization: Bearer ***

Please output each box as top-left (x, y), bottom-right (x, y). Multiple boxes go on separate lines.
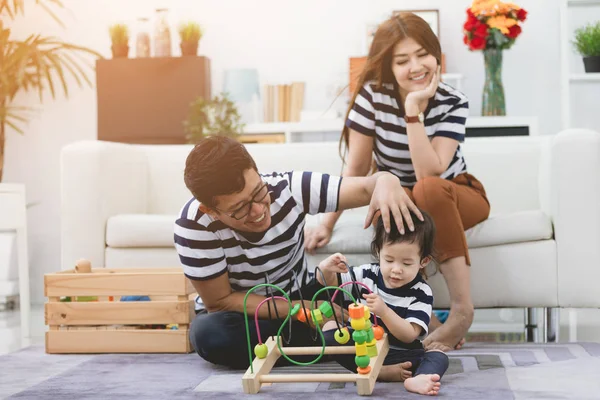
top-left (244, 284), bottom-right (358, 373)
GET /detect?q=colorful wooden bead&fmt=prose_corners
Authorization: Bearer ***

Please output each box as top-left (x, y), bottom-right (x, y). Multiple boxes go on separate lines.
top-left (296, 307), bottom-right (310, 323)
top-left (373, 325), bottom-right (385, 340)
top-left (367, 344), bottom-right (378, 357)
top-left (334, 327), bottom-right (350, 344)
top-left (355, 355), bottom-right (370, 368)
top-left (357, 366), bottom-right (372, 375)
top-left (363, 318), bottom-right (372, 330)
top-left (254, 343), bottom-right (268, 359)
top-left (290, 303), bottom-right (301, 317)
top-left (311, 309), bottom-right (323, 325)
top-left (348, 303), bottom-right (365, 320)
top-left (365, 327), bottom-right (374, 342)
top-left (350, 317), bottom-right (366, 331)
top-left (352, 329), bottom-right (368, 344)
top-left (318, 302), bottom-right (333, 318)
top-left (363, 306), bottom-right (371, 319)
top-left (355, 343), bottom-right (368, 356)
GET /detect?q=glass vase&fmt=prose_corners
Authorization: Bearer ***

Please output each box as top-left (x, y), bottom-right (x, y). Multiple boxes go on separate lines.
top-left (481, 48), bottom-right (506, 116)
top-left (153, 8), bottom-right (172, 57)
top-left (135, 17), bottom-right (151, 58)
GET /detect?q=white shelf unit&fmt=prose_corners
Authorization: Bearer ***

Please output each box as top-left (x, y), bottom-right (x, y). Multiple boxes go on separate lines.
top-left (0, 184), bottom-right (30, 342)
top-left (560, 0), bottom-right (600, 129)
top-left (243, 116), bottom-right (539, 142)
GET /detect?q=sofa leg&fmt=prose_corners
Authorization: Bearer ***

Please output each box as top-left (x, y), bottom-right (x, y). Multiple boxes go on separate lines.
top-left (525, 308), bottom-right (538, 343)
top-left (546, 308), bottom-right (560, 343)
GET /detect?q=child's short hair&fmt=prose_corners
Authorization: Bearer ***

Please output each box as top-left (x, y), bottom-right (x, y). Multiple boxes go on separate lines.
top-left (371, 209), bottom-right (436, 262)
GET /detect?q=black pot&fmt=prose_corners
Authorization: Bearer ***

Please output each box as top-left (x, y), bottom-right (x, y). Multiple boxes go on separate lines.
top-left (180, 42), bottom-right (198, 56)
top-left (111, 45), bottom-right (129, 58)
top-left (583, 56), bottom-right (600, 73)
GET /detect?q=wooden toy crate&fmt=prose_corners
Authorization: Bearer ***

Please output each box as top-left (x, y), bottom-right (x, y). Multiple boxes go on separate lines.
top-left (44, 267), bottom-right (196, 354)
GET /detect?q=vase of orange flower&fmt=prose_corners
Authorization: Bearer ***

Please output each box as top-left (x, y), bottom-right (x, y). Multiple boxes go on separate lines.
top-left (463, 0), bottom-right (527, 116)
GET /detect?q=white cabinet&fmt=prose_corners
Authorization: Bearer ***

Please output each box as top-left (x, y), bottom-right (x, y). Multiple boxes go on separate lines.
top-left (559, 0), bottom-right (600, 130)
top-left (0, 184), bottom-right (30, 339)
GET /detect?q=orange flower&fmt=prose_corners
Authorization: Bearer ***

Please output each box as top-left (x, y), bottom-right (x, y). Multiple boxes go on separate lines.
top-left (486, 15), bottom-right (518, 34)
top-left (470, 0), bottom-right (521, 17)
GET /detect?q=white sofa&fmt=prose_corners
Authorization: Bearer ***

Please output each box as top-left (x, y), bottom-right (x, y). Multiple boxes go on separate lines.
top-left (61, 129), bottom-right (600, 314)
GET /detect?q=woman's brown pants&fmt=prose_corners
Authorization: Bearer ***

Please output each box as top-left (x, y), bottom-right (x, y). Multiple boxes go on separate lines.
top-left (404, 173), bottom-right (490, 265)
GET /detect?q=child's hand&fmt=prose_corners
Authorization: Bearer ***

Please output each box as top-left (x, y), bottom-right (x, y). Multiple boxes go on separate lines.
top-left (362, 293), bottom-right (389, 318)
top-left (318, 253), bottom-right (348, 274)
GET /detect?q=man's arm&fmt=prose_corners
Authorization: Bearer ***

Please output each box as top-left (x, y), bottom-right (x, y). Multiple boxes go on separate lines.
top-left (337, 171), bottom-right (423, 232)
top-left (190, 273), bottom-right (345, 321)
top-left (190, 273), bottom-right (302, 318)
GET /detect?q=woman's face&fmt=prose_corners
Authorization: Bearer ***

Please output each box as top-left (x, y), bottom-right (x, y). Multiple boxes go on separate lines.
top-left (390, 37), bottom-right (438, 99)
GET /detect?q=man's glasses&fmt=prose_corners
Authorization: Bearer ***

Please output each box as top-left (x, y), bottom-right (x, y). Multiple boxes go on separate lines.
top-left (217, 183), bottom-right (272, 220)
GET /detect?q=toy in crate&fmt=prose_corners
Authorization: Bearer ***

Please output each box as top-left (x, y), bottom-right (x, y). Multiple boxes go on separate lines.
top-left (44, 259), bottom-right (196, 354)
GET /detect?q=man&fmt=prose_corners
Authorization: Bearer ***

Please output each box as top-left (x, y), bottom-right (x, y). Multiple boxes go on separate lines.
top-left (174, 136), bottom-right (421, 369)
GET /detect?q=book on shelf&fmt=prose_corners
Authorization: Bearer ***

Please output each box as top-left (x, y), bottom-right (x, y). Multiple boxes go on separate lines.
top-left (262, 82), bottom-right (305, 123)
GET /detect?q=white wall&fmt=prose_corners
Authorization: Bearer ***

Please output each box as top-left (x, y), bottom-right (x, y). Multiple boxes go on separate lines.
top-left (4, 0), bottom-right (600, 304)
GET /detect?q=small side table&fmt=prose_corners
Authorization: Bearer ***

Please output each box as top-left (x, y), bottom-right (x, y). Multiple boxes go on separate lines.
top-left (0, 184), bottom-right (30, 340)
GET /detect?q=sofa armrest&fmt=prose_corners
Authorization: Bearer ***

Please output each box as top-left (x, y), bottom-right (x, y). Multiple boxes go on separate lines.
top-left (545, 129), bottom-right (600, 307)
top-left (60, 141), bottom-right (148, 270)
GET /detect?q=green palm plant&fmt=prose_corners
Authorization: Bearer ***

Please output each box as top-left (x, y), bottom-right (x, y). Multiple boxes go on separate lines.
top-left (0, 0), bottom-right (103, 181)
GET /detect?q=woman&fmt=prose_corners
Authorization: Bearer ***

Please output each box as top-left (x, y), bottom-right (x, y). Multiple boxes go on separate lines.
top-left (305, 12), bottom-right (490, 352)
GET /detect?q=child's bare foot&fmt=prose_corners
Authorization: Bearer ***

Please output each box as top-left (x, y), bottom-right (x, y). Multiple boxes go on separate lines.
top-left (377, 361), bottom-right (412, 382)
top-left (404, 374), bottom-right (441, 395)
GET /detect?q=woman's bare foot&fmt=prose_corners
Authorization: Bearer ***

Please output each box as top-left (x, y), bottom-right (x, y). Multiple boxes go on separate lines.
top-left (377, 361), bottom-right (413, 382)
top-left (404, 374), bottom-right (441, 395)
top-left (425, 313), bottom-right (468, 351)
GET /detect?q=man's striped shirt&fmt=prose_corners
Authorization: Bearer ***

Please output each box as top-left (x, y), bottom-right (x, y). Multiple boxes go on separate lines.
top-left (174, 171), bottom-right (342, 310)
top-left (346, 81), bottom-right (469, 187)
top-left (340, 263), bottom-right (433, 349)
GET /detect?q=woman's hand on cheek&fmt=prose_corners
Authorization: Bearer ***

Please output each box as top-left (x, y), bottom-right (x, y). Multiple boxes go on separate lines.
top-left (404, 65), bottom-right (441, 111)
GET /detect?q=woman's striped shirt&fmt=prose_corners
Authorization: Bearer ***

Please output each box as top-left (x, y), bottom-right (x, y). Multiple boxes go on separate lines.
top-left (346, 81), bottom-right (469, 187)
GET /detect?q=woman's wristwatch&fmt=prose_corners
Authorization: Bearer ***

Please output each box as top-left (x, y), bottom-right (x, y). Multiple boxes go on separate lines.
top-left (404, 112), bottom-right (424, 124)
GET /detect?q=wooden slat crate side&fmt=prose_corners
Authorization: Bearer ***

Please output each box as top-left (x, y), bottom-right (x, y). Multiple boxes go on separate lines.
top-left (45, 329), bottom-right (192, 354)
top-left (58, 267), bottom-right (186, 274)
top-left (45, 300), bottom-right (194, 326)
top-left (44, 269), bottom-right (190, 297)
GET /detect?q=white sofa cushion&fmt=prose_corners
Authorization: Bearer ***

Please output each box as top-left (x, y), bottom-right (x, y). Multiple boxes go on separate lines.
top-left (106, 214), bottom-right (176, 248)
top-left (106, 209), bottom-right (553, 251)
top-left (308, 209), bottom-right (553, 254)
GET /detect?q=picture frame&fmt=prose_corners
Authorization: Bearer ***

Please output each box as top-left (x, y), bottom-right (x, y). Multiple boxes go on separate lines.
top-left (393, 9), bottom-right (440, 41)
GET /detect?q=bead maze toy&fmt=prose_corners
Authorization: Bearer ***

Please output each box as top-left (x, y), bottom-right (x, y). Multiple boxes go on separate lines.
top-left (241, 282), bottom-right (389, 396)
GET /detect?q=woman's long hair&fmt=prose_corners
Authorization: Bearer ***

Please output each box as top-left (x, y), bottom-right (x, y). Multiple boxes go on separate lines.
top-left (339, 13), bottom-right (442, 165)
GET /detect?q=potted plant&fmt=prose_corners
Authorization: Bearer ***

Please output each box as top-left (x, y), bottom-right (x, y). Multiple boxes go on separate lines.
top-left (0, 1), bottom-right (102, 181)
top-left (183, 93), bottom-right (245, 144)
top-left (572, 21), bottom-right (600, 73)
top-left (178, 22), bottom-right (202, 56)
top-left (109, 23), bottom-right (129, 58)
top-left (463, 0), bottom-right (528, 116)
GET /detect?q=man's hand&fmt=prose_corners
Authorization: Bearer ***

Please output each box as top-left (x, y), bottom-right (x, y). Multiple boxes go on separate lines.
top-left (304, 224), bottom-right (333, 254)
top-left (364, 173), bottom-right (424, 233)
top-left (363, 293), bottom-right (389, 318)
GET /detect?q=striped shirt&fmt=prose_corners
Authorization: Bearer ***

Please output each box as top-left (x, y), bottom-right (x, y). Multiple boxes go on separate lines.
top-left (174, 171), bottom-right (342, 310)
top-left (346, 81), bottom-right (469, 187)
top-left (339, 263), bottom-right (433, 349)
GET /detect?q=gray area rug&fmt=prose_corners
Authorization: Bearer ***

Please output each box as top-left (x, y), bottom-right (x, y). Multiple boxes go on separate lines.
top-left (2, 342), bottom-right (600, 399)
